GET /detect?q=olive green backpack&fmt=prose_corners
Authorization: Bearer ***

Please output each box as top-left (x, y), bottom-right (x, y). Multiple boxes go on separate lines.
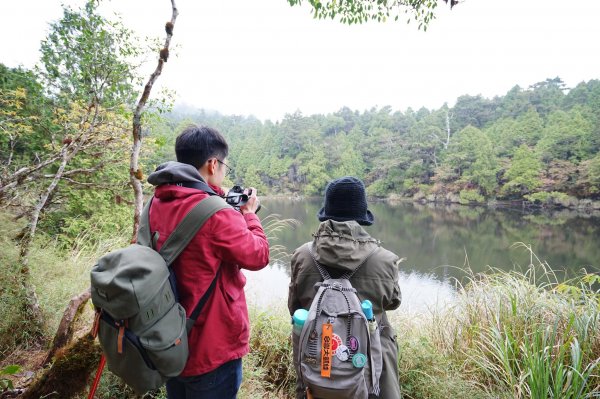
top-left (90, 195), bottom-right (228, 394)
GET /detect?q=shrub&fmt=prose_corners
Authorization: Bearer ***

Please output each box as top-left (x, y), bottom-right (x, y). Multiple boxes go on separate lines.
top-left (525, 191), bottom-right (576, 207)
top-left (459, 189), bottom-right (485, 205)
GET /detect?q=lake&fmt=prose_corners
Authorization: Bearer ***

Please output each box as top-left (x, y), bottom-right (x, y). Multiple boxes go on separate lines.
top-left (243, 198), bottom-right (600, 313)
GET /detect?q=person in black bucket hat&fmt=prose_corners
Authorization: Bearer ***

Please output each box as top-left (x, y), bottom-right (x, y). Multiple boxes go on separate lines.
top-left (288, 176), bottom-right (403, 399)
top-left (317, 176), bottom-right (374, 225)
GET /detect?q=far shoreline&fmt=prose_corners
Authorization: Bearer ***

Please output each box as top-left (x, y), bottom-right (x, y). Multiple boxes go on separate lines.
top-left (260, 193), bottom-right (600, 216)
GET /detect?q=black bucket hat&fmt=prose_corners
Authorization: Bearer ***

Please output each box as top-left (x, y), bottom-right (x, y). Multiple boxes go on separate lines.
top-left (317, 176), bottom-right (374, 226)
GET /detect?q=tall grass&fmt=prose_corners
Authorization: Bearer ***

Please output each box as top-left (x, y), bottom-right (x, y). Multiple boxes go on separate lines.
top-left (427, 244), bottom-right (600, 398)
top-left (0, 209), bottom-right (129, 361)
top-left (29, 233), bottom-right (129, 334)
top-left (261, 214), bottom-right (300, 263)
top-left (241, 305), bottom-right (296, 399)
top-left (0, 212), bottom-right (46, 355)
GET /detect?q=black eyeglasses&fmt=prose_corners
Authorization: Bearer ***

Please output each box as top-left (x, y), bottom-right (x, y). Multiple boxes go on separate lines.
top-left (217, 159), bottom-right (233, 176)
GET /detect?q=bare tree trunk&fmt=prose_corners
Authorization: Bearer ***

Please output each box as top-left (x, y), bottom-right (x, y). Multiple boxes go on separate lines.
top-left (444, 110), bottom-right (452, 149)
top-left (17, 105), bottom-right (99, 323)
top-left (19, 145), bottom-right (69, 265)
top-left (429, 110), bottom-right (452, 152)
top-left (15, 143), bottom-right (71, 324)
top-left (129, 0), bottom-right (179, 243)
top-left (18, 105), bottom-right (99, 264)
top-left (6, 133), bottom-right (15, 167)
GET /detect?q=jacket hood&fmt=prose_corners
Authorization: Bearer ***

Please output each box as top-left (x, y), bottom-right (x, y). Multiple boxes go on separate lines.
top-left (148, 161), bottom-right (206, 186)
top-left (312, 220), bottom-right (380, 273)
top-left (147, 161), bottom-right (225, 199)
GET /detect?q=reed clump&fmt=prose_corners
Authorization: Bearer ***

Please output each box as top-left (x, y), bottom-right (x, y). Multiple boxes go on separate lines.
top-left (418, 245), bottom-right (600, 399)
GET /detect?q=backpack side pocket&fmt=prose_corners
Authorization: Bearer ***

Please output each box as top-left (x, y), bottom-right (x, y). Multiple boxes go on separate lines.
top-left (139, 303), bottom-right (189, 377)
top-left (97, 316), bottom-right (165, 394)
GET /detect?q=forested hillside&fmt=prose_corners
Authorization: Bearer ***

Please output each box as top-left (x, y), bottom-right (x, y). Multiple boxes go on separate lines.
top-left (147, 77), bottom-right (600, 206)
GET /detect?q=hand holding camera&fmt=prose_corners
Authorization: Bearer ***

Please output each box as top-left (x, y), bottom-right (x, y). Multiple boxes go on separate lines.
top-left (225, 185), bottom-right (261, 214)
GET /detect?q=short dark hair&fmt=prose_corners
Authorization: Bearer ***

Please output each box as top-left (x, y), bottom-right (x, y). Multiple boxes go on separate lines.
top-left (175, 125), bottom-right (229, 169)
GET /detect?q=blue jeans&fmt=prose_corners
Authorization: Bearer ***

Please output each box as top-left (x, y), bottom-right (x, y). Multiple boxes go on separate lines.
top-left (166, 358), bottom-right (243, 399)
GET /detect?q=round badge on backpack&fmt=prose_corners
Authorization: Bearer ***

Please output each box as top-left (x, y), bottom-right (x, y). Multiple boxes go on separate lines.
top-left (331, 333), bottom-right (342, 353)
top-left (352, 353), bottom-right (367, 368)
top-left (336, 345), bottom-right (350, 361)
top-left (348, 336), bottom-right (359, 352)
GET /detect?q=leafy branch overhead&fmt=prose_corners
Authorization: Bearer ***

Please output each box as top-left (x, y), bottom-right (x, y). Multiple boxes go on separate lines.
top-left (287, 0), bottom-right (459, 27)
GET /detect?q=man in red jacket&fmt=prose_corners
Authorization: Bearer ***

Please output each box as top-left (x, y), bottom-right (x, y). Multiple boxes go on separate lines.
top-left (146, 125), bottom-right (270, 399)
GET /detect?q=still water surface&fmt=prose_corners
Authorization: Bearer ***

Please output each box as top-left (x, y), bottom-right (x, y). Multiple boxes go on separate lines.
top-left (244, 198), bottom-right (600, 312)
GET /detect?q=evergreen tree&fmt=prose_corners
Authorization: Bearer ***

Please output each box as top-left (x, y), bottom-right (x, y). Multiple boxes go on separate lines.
top-left (501, 145), bottom-right (543, 197)
top-left (536, 107), bottom-right (594, 162)
top-left (445, 126), bottom-right (499, 195)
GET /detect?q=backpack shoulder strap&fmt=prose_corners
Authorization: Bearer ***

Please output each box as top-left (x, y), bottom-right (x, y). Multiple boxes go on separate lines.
top-left (186, 267), bottom-right (222, 333)
top-left (308, 243), bottom-right (332, 280)
top-left (341, 245), bottom-right (380, 279)
top-left (159, 195), bottom-right (230, 266)
top-left (137, 197), bottom-right (154, 247)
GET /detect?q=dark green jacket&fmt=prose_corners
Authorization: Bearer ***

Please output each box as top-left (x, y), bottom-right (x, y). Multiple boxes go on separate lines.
top-left (288, 220), bottom-right (402, 398)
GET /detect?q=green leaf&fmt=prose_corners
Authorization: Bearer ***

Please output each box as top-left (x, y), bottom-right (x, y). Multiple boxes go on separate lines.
top-left (1, 365), bottom-right (21, 375)
top-left (582, 274), bottom-right (600, 286)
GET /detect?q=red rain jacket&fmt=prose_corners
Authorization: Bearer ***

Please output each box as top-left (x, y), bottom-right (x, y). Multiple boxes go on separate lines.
top-left (149, 184), bottom-right (269, 376)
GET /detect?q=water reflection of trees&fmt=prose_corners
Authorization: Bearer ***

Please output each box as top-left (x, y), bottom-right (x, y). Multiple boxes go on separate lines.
top-left (262, 199), bottom-right (600, 281)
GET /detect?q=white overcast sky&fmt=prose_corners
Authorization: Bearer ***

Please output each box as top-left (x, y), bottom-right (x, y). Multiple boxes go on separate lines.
top-left (2, 0), bottom-right (600, 121)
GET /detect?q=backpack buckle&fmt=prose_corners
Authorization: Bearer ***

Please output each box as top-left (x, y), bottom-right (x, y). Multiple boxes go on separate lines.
top-left (332, 282), bottom-right (343, 291)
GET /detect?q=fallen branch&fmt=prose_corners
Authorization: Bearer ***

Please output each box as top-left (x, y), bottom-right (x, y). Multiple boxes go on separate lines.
top-left (43, 288), bottom-right (91, 366)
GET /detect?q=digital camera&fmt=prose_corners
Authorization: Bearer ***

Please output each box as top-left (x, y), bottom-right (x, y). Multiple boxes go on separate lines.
top-left (225, 185), bottom-right (261, 213)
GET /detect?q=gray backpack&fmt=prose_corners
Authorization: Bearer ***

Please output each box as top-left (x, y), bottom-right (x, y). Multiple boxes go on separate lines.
top-left (297, 244), bottom-right (383, 399)
top-left (90, 195), bottom-right (228, 394)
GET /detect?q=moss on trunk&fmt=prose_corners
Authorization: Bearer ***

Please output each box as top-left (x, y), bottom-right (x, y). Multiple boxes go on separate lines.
top-left (22, 335), bottom-right (101, 399)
